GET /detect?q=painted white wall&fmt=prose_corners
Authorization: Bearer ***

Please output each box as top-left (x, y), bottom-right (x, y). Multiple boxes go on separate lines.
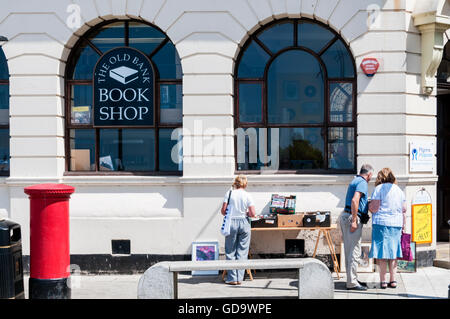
top-left (0, 0), bottom-right (439, 258)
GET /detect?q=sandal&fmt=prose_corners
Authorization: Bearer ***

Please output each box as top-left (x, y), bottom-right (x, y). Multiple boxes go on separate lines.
top-left (225, 281), bottom-right (239, 285)
top-left (380, 282), bottom-right (388, 289)
top-left (388, 281), bottom-right (397, 288)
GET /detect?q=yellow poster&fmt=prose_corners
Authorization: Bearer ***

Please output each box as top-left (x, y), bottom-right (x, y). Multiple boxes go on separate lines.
top-left (412, 204), bottom-right (432, 244)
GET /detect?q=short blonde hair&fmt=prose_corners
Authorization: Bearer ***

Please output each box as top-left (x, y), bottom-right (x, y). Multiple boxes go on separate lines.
top-left (375, 167), bottom-right (397, 186)
top-left (233, 175), bottom-right (248, 189)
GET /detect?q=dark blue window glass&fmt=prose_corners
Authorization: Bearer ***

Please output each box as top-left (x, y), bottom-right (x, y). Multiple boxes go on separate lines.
top-left (0, 49), bottom-right (8, 80)
top-left (152, 42), bottom-right (182, 79)
top-left (238, 41), bottom-right (270, 78)
top-left (122, 129), bottom-right (155, 171)
top-left (73, 43), bottom-right (100, 80)
top-left (329, 82), bottom-right (353, 122)
top-left (257, 21), bottom-right (293, 54)
top-left (90, 22), bottom-right (125, 54)
top-left (0, 129), bottom-right (9, 172)
top-left (238, 127), bottom-right (327, 170)
top-left (268, 50), bottom-right (324, 124)
top-left (69, 129), bottom-right (95, 171)
top-left (239, 83), bottom-right (262, 123)
top-left (236, 127), bottom-right (268, 171)
top-left (160, 84), bottom-right (182, 124)
top-left (71, 85), bottom-right (92, 124)
top-left (321, 40), bottom-right (354, 78)
top-left (99, 129), bottom-right (155, 171)
top-left (298, 22), bottom-right (335, 53)
top-left (0, 85), bottom-right (9, 125)
top-left (0, 48), bottom-right (9, 173)
top-left (129, 22), bottom-right (166, 55)
top-left (328, 127), bottom-right (355, 170)
top-left (437, 58), bottom-right (450, 83)
top-left (277, 127), bottom-right (324, 170)
top-left (159, 128), bottom-right (182, 171)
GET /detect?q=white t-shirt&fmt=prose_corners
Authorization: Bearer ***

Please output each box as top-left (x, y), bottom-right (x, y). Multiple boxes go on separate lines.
top-left (371, 183), bottom-right (405, 227)
top-left (223, 188), bottom-right (255, 219)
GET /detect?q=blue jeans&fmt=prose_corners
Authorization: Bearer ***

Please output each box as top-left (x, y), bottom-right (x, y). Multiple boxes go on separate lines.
top-left (225, 218), bottom-right (251, 283)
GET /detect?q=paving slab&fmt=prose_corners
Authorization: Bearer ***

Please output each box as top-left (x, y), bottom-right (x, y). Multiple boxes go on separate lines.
top-left (22, 267), bottom-right (450, 299)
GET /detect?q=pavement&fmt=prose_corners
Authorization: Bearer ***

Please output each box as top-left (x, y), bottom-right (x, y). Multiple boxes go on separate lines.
top-left (23, 266), bottom-right (449, 299)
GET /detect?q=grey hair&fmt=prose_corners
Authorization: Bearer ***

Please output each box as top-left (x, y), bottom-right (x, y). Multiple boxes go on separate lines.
top-left (359, 164), bottom-right (374, 175)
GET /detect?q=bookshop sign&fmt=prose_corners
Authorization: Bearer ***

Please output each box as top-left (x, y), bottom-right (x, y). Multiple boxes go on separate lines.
top-left (93, 47), bottom-right (154, 126)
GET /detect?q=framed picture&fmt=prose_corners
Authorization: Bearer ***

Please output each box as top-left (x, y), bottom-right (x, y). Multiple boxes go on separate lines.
top-left (99, 155), bottom-right (114, 171)
top-left (340, 243), bottom-right (374, 273)
top-left (397, 242), bottom-right (417, 273)
top-left (72, 106), bottom-right (92, 124)
top-left (191, 241), bottom-right (219, 276)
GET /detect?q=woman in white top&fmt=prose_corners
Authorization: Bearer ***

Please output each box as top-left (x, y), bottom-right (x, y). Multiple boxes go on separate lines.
top-left (221, 175), bottom-right (256, 285)
top-left (368, 168), bottom-right (406, 289)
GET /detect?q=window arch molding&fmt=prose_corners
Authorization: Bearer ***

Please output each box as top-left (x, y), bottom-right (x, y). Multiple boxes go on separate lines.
top-left (234, 18), bottom-right (357, 174)
top-left (65, 19), bottom-right (183, 175)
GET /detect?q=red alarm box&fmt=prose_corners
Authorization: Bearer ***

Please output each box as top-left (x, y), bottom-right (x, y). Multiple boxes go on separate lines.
top-left (360, 58), bottom-right (379, 77)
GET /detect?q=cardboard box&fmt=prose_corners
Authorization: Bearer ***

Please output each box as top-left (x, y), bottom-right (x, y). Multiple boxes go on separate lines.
top-left (269, 194), bottom-right (296, 214)
top-left (251, 216), bottom-right (277, 228)
top-left (277, 214), bottom-right (303, 227)
top-left (70, 149), bottom-right (91, 171)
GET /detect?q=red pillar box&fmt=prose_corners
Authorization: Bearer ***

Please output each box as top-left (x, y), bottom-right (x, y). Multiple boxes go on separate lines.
top-left (24, 183), bottom-right (75, 299)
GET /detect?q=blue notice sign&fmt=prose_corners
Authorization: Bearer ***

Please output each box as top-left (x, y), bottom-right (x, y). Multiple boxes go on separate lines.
top-left (409, 141), bottom-right (435, 172)
top-left (93, 47), bottom-right (154, 126)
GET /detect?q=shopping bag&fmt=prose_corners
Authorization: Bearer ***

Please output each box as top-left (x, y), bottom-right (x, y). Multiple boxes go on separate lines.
top-left (398, 232), bottom-right (413, 261)
top-left (220, 190), bottom-right (232, 236)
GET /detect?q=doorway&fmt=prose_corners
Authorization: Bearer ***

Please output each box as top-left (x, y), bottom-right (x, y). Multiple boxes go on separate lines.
top-left (437, 93), bottom-right (450, 241)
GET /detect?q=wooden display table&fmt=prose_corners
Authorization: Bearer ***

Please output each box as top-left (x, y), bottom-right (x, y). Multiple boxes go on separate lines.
top-left (251, 224), bottom-right (341, 279)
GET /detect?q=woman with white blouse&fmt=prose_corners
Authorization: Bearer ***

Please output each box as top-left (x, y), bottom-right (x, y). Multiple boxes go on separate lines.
top-left (368, 168), bottom-right (406, 289)
top-left (220, 175), bottom-right (256, 285)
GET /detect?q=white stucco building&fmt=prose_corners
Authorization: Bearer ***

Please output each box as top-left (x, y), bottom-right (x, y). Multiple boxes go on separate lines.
top-left (0, 0), bottom-right (449, 272)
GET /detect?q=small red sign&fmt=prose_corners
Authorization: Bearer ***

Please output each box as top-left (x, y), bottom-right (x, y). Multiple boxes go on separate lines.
top-left (360, 58), bottom-right (379, 77)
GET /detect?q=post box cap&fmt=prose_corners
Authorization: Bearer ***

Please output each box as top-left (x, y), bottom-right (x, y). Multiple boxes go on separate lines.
top-left (24, 183), bottom-right (75, 196)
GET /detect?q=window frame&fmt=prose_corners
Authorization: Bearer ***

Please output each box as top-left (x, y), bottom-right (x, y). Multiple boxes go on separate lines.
top-left (64, 19), bottom-right (182, 176)
top-left (234, 18), bottom-right (357, 174)
top-left (0, 48), bottom-right (9, 176)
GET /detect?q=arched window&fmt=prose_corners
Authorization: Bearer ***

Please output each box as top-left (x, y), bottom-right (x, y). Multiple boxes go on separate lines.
top-left (235, 19), bottom-right (356, 173)
top-left (65, 20), bottom-right (182, 174)
top-left (0, 48), bottom-right (9, 175)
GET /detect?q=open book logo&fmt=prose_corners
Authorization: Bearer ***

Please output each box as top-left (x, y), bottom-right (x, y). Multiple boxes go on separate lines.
top-left (109, 66), bottom-right (139, 85)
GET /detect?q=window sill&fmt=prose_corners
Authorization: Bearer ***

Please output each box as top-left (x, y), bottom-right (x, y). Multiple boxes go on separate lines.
top-left (2, 174), bottom-right (438, 187)
top-left (60, 171), bottom-right (182, 186)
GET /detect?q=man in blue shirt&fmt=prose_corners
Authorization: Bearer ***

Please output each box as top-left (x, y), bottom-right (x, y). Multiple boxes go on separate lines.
top-left (340, 164), bottom-right (374, 290)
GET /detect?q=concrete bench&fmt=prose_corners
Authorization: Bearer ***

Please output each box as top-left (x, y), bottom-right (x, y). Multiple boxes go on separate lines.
top-left (137, 258), bottom-right (334, 299)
